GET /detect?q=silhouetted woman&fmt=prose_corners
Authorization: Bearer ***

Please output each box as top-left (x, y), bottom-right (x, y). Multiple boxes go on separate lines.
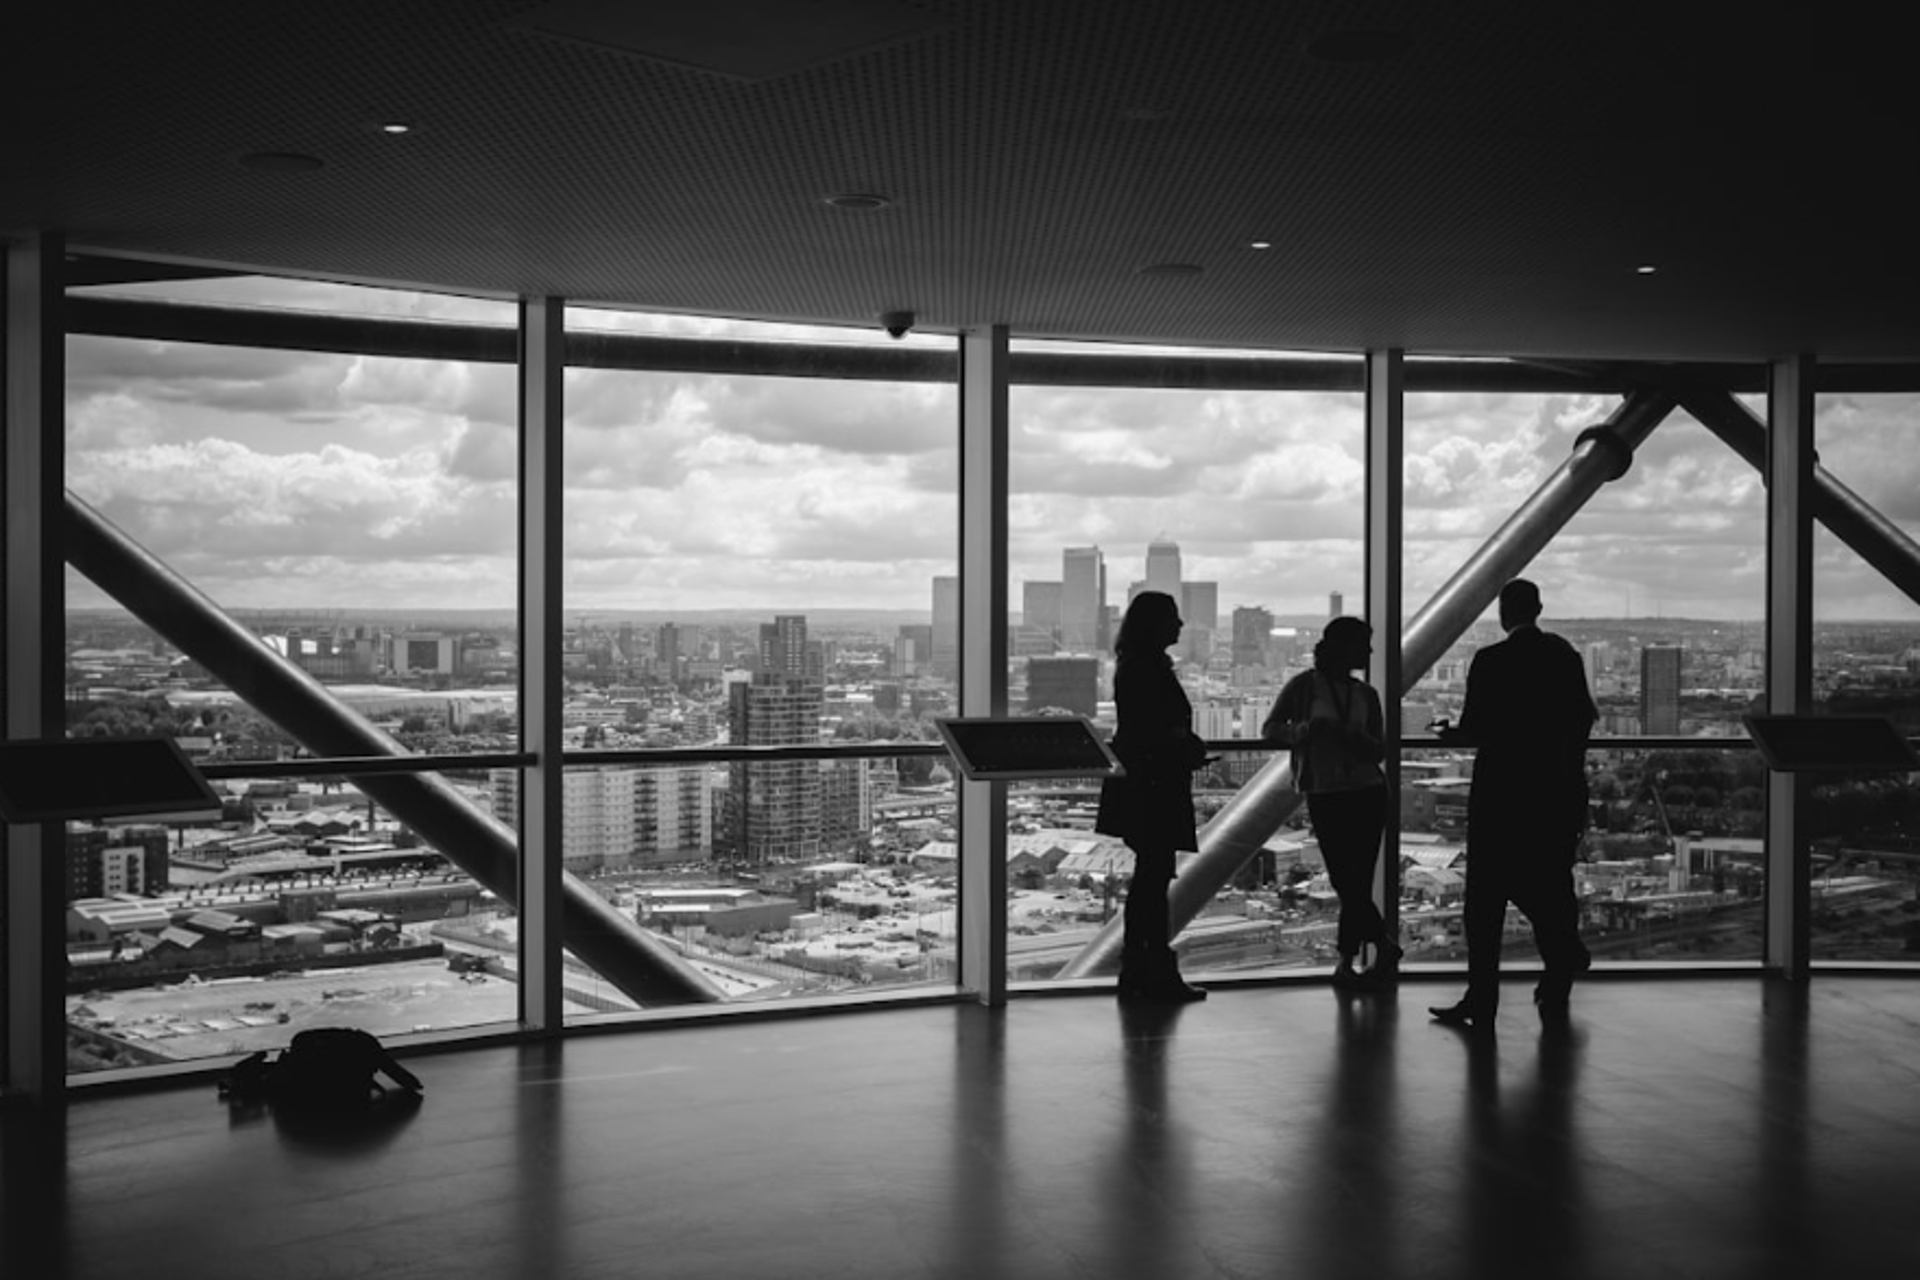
top-left (1095, 591), bottom-right (1209, 1002)
top-left (1263, 616), bottom-right (1399, 990)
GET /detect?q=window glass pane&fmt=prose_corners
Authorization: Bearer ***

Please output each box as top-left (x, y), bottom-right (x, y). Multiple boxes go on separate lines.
top-left (66, 778), bottom-right (517, 1075)
top-left (546, 757), bottom-right (956, 1014)
top-left (61, 272), bottom-right (527, 1077)
top-left (1008, 342), bottom-right (1365, 739)
top-left (1403, 392), bottom-right (1763, 739)
top-left (559, 308), bottom-right (959, 1018)
top-left (66, 273), bottom-right (522, 752)
top-left (1008, 341), bottom-right (1363, 984)
top-left (1811, 392), bottom-right (1920, 962)
top-left (1400, 381), bottom-right (1767, 968)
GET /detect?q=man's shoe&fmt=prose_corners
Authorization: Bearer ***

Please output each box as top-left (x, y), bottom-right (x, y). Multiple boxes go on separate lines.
top-left (1534, 953), bottom-right (1591, 1005)
top-left (1429, 1000), bottom-right (1492, 1031)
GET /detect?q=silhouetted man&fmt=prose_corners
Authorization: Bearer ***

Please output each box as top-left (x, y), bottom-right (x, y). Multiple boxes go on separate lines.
top-left (1431, 579), bottom-right (1596, 1031)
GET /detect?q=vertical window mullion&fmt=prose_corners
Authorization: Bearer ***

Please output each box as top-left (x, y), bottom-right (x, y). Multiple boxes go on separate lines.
top-left (519, 297), bottom-right (566, 1031)
top-left (1765, 355), bottom-right (1815, 980)
top-left (1365, 349), bottom-right (1405, 946)
top-left (4, 233), bottom-right (66, 1100)
top-left (957, 326), bottom-right (1009, 1004)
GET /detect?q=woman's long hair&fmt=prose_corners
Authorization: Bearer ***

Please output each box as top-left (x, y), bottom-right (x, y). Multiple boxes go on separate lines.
top-left (1313, 616), bottom-right (1371, 674)
top-left (1114, 590), bottom-right (1179, 661)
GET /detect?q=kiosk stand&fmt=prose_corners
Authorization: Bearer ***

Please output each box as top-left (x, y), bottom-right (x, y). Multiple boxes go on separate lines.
top-left (1741, 715), bottom-right (1920, 774)
top-left (3, 736), bottom-right (223, 1105)
top-left (935, 716), bottom-right (1122, 782)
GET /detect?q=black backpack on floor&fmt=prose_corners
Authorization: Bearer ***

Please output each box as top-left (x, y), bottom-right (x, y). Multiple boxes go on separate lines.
top-left (220, 1027), bottom-right (423, 1109)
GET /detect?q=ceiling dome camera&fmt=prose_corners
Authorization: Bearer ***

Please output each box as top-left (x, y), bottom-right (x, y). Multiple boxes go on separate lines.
top-left (880, 310), bottom-right (915, 339)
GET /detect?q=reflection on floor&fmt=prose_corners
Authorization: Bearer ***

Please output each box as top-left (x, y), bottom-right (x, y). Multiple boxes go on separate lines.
top-left (6, 976), bottom-right (1919, 1279)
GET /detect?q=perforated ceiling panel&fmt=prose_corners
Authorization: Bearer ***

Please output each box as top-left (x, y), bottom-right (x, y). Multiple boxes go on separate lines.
top-left (9, 1), bottom-right (1920, 361)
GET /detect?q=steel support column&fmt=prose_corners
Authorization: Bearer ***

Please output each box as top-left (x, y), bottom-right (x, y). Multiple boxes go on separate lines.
top-left (1679, 390), bottom-right (1920, 610)
top-left (519, 297), bottom-right (566, 1032)
top-left (1060, 389), bottom-right (1678, 977)
top-left (957, 326), bottom-right (1010, 1005)
top-left (1764, 357), bottom-right (1814, 980)
top-left (62, 492), bottom-right (723, 1006)
top-left (1365, 350), bottom-right (1405, 946)
top-left (4, 233), bottom-right (66, 1102)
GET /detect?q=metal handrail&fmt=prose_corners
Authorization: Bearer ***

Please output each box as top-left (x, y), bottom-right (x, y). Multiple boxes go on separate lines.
top-left (181, 733), bottom-right (1788, 784)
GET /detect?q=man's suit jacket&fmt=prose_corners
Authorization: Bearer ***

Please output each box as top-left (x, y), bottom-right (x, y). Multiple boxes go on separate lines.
top-left (1454, 624), bottom-right (1597, 853)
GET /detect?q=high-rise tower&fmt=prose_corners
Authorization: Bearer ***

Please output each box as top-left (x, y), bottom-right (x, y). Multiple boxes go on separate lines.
top-left (758, 614), bottom-right (808, 676)
top-left (1061, 546), bottom-right (1107, 653)
top-left (1641, 645), bottom-right (1683, 735)
top-left (1022, 580), bottom-right (1063, 645)
top-left (655, 622), bottom-right (681, 683)
top-left (1145, 538), bottom-right (1182, 599)
top-left (931, 575), bottom-right (959, 678)
top-left (726, 670), bottom-right (824, 865)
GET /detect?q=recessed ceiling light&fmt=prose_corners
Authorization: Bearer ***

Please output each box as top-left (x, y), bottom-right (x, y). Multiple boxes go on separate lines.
top-left (237, 151), bottom-right (325, 172)
top-left (1305, 29), bottom-right (1413, 63)
top-left (1249, 241), bottom-right (1273, 250)
top-left (1636, 264), bottom-right (1658, 275)
top-left (1138, 262), bottom-right (1203, 277)
top-left (823, 193), bottom-right (893, 211)
top-left (381, 122), bottom-right (412, 135)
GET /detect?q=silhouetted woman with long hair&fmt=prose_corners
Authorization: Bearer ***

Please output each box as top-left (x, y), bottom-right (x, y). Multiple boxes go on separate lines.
top-left (1095, 591), bottom-right (1209, 1002)
top-left (1263, 616), bottom-right (1399, 990)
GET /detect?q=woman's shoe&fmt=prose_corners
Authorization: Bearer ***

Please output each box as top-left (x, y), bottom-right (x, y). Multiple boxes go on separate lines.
top-left (1153, 975), bottom-right (1209, 1002)
top-left (1331, 957), bottom-right (1368, 991)
top-left (1149, 949), bottom-right (1208, 1001)
top-left (1370, 940), bottom-right (1405, 983)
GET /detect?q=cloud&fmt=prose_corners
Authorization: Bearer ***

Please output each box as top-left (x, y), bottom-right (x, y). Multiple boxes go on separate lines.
top-left (67, 336), bottom-right (519, 460)
top-left (564, 451), bottom-right (957, 576)
top-left (62, 278), bottom-right (1920, 617)
top-left (70, 438), bottom-right (515, 567)
top-left (67, 335), bottom-right (357, 420)
top-left (700, 377), bottom-right (955, 456)
top-left (1812, 393), bottom-right (1920, 524)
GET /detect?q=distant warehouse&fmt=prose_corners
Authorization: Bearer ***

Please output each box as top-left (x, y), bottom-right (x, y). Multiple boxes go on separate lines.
top-left (635, 887), bottom-right (799, 938)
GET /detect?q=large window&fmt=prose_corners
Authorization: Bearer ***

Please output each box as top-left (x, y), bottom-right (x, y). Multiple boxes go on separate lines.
top-left (1810, 392), bottom-right (1920, 962)
top-left (62, 273), bottom-right (524, 1074)
top-left (1398, 384), bottom-right (1768, 967)
top-left (35, 265), bottom-right (1920, 1091)
top-left (66, 275), bottom-right (522, 746)
top-left (558, 307), bottom-right (960, 1017)
top-left (1008, 341), bottom-right (1365, 981)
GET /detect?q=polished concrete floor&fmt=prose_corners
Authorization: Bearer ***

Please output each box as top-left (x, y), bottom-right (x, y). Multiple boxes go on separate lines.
top-left (6, 976), bottom-right (1920, 1279)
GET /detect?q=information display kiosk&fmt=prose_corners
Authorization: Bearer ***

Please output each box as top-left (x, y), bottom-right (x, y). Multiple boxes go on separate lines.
top-left (1742, 714), bottom-right (1920, 774)
top-left (0, 736), bottom-right (225, 824)
top-left (935, 716), bottom-right (1122, 782)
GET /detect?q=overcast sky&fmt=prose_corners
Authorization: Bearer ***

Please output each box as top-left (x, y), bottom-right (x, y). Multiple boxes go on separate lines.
top-left (63, 277), bottom-right (1920, 624)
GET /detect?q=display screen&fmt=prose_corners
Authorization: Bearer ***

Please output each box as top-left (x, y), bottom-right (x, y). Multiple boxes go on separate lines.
top-left (935, 716), bottom-right (1120, 781)
top-left (0, 736), bottom-right (224, 823)
top-left (1743, 715), bottom-right (1920, 773)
